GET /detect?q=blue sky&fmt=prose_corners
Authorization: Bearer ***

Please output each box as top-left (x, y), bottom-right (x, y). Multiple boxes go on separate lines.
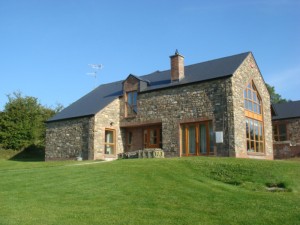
top-left (0, 0), bottom-right (299, 110)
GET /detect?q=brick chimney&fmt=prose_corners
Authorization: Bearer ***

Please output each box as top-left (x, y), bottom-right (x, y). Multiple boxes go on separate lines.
top-left (170, 49), bottom-right (184, 82)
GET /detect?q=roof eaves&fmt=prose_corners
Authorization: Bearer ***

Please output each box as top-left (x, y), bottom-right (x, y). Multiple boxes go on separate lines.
top-left (140, 74), bottom-right (232, 94)
top-left (46, 114), bottom-right (94, 123)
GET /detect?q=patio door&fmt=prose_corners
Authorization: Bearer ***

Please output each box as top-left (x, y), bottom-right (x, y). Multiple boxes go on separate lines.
top-left (181, 121), bottom-right (213, 156)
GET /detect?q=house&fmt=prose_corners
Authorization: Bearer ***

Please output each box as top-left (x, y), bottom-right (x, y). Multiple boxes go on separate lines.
top-left (272, 100), bottom-right (300, 159)
top-left (45, 51), bottom-right (273, 160)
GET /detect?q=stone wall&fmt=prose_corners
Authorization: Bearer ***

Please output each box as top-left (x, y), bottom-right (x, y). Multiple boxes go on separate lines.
top-left (231, 53), bottom-right (273, 159)
top-left (120, 78), bottom-right (233, 157)
top-left (45, 117), bottom-right (94, 160)
top-left (273, 118), bottom-right (300, 159)
top-left (288, 118), bottom-right (300, 144)
top-left (94, 98), bottom-right (123, 160)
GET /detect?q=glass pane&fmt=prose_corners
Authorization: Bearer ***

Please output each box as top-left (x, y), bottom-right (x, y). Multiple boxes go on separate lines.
top-left (150, 129), bottom-right (157, 144)
top-left (244, 90), bottom-right (247, 98)
top-left (259, 142), bottom-right (264, 153)
top-left (257, 105), bottom-right (261, 114)
top-left (144, 130), bottom-right (147, 147)
top-left (127, 92), bottom-right (132, 104)
top-left (199, 124), bottom-right (207, 154)
top-left (209, 122), bottom-right (214, 153)
top-left (105, 145), bottom-right (114, 154)
top-left (253, 93), bottom-right (257, 102)
top-left (188, 125), bottom-right (196, 154)
top-left (105, 130), bottom-right (114, 143)
top-left (247, 140), bottom-right (250, 152)
top-left (279, 124), bottom-right (287, 141)
top-left (250, 120), bottom-right (254, 140)
top-left (128, 132), bottom-right (132, 144)
top-left (253, 103), bottom-right (257, 113)
top-left (160, 128), bottom-right (162, 148)
top-left (250, 141), bottom-right (255, 152)
top-left (255, 141), bottom-right (259, 152)
top-left (244, 100), bottom-right (248, 109)
top-left (247, 89), bottom-right (252, 100)
top-left (246, 119), bottom-right (249, 139)
top-left (259, 124), bottom-right (263, 142)
top-left (133, 92), bottom-right (137, 104)
top-left (248, 101), bottom-right (253, 111)
top-left (181, 126), bottom-right (186, 154)
top-left (254, 121), bottom-right (259, 141)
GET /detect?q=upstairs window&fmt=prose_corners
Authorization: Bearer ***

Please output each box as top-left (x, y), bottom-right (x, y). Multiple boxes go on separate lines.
top-left (126, 91), bottom-right (137, 117)
top-left (244, 82), bottom-right (262, 114)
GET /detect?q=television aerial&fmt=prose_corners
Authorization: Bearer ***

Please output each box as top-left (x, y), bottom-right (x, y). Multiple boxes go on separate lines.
top-left (87, 64), bottom-right (103, 89)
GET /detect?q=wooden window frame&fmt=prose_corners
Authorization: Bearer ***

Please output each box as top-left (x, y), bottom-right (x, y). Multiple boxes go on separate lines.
top-left (104, 128), bottom-right (116, 155)
top-left (244, 82), bottom-right (262, 116)
top-left (245, 118), bottom-right (264, 153)
top-left (125, 91), bottom-right (137, 118)
top-left (126, 130), bottom-right (133, 152)
top-left (143, 126), bottom-right (162, 149)
top-left (244, 81), bottom-right (265, 153)
top-left (273, 123), bottom-right (288, 142)
top-left (181, 121), bottom-right (213, 156)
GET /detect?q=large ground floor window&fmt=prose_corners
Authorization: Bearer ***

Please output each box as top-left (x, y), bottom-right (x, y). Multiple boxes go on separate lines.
top-left (105, 129), bottom-right (116, 155)
top-left (273, 123), bottom-right (287, 142)
top-left (181, 121), bottom-right (213, 156)
top-left (245, 118), bottom-right (264, 153)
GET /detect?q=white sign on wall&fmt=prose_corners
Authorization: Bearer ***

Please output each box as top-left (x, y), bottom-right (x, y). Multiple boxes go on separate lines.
top-left (215, 131), bottom-right (223, 143)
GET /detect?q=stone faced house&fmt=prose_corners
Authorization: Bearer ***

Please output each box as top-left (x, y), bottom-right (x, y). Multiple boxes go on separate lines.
top-left (45, 51), bottom-right (273, 160)
top-left (272, 100), bottom-right (300, 159)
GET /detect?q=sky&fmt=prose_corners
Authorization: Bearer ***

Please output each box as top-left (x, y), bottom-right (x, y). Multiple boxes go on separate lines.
top-left (0, 0), bottom-right (299, 110)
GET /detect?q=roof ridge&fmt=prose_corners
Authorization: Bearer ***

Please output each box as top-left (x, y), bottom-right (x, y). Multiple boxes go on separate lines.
top-left (140, 51), bottom-right (251, 79)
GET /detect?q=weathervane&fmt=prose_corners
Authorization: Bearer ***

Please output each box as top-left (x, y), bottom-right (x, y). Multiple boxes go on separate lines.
top-left (87, 64), bottom-right (103, 88)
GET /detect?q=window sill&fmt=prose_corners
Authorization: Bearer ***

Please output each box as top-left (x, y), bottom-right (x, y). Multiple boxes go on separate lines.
top-left (104, 154), bottom-right (116, 157)
top-left (273, 140), bottom-right (290, 144)
top-left (125, 115), bottom-right (137, 119)
top-left (247, 152), bottom-right (265, 156)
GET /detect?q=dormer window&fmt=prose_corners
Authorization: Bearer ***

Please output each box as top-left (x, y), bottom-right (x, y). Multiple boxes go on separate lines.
top-left (123, 74), bottom-right (148, 118)
top-left (126, 91), bottom-right (137, 117)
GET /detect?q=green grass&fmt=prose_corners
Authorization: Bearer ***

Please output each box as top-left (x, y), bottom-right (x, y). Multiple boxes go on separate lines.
top-left (0, 157), bottom-right (299, 225)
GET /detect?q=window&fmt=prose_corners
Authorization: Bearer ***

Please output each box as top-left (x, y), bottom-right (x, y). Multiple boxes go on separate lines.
top-left (244, 81), bottom-right (264, 153)
top-left (273, 123), bottom-right (287, 141)
top-left (104, 129), bottom-right (116, 155)
top-left (244, 82), bottom-right (262, 117)
top-left (143, 126), bottom-right (162, 148)
top-left (126, 131), bottom-right (133, 151)
top-left (181, 121), bottom-right (214, 156)
top-left (246, 118), bottom-right (264, 152)
top-left (126, 91), bottom-right (137, 117)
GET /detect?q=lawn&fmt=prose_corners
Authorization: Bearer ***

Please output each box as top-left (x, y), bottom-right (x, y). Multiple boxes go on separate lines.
top-left (0, 156), bottom-right (299, 225)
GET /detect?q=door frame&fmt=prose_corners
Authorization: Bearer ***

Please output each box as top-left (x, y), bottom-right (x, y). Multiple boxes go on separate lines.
top-left (143, 126), bottom-right (162, 149)
top-left (181, 121), bottom-right (212, 156)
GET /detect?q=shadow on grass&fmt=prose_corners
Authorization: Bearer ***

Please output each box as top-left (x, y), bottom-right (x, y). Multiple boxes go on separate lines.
top-left (9, 145), bottom-right (45, 162)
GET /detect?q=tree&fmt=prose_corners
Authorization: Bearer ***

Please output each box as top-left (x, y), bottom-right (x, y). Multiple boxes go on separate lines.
top-left (266, 83), bottom-right (288, 104)
top-left (0, 92), bottom-right (61, 150)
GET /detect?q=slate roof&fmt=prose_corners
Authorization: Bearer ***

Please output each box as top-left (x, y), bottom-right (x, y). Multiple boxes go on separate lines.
top-left (48, 51), bottom-right (251, 122)
top-left (272, 100), bottom-right (300, 120)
